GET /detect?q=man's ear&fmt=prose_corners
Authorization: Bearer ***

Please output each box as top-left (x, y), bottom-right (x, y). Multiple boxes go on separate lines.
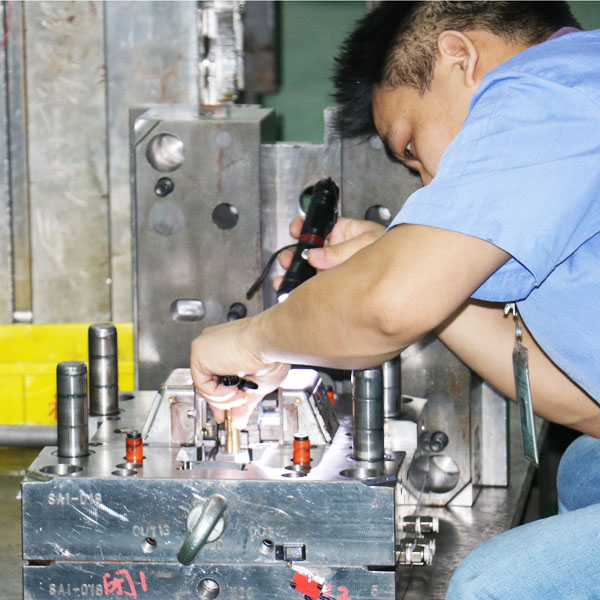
top-left (437, 30), bottom-right (479, 88)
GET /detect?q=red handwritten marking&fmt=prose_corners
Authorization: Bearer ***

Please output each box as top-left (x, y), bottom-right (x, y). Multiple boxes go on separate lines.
top-left (102, 570), bottom-right (148, 598)
top-left (336, 587), bottom-right (351, 600)
top-left (48, 397), bottom-right (57, 420)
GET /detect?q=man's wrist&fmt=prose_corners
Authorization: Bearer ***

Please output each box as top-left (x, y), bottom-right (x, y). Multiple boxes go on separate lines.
top-left (238, 311), bottom-right (271, 367)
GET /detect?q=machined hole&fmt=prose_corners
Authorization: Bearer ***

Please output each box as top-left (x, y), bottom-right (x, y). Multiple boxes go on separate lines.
top-left (197, 578), bottom-right (220, 599)
top-left (170, 298), bottom-right (205, 322)
top-left (339, 467), bottom-right (384, 480)
top-left (116, 462), bottom-right (142, 470)
top-left (112, 468), bottom-right (137, 477)
top-left (212, 203), bottom-right (239, 230)
top-left (260, 539), bottom-right (274, 555)
top-left (141, 537), bottom-right (158, 554)
top-left (408, 454), bottom-right (460, 493)
top-left (40, 464), bottom-right (84, 477)
top-left (146, 133), bottom-right (184, 172)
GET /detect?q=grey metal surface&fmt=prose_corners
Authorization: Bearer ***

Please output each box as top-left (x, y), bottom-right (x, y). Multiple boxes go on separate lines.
top-left (394, 405), bottom-right (542, 600)
top-left (23, 394), bottom-right (394, 567)
top-left (132, 105), bottom-right (276, 389)
top-left (471, 376), bottom-right (509, 486)
top-left (25, 1), bottom-right (111, 323)
top-left (197, 1), bottom-right (244, 106)
top-left (5, 0), bottom-right (32, 322)
top-left (340, 134), bottom-right (421, 224)
top-left (23, 563), bottom-right (395, 600)
top-left (243, 0), bottom-right (278, 102)
top-left (104, 1), bottom-right (198, 321)
top-left (0, 0), bottom-right (12, 322)
top-left (1, 1), bottom-right (203, 324)
top-left (399, 335), bottom-right (476, 507)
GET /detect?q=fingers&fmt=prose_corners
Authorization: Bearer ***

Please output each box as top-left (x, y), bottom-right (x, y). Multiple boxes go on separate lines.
top-left (211, 406), bottom-right (225, 424)
top-left (277, 217), bottom-right (385, 282)
top-left (289, 216), bottom-right (305, 239)
top-left (279, 249), bottom-right (294, 270)
top-left (327, 216), bottom-right (385, 245)
top-left (307, 230), bottom-right (383, 270)
top-left (230, 395), bottom-right (262, 428)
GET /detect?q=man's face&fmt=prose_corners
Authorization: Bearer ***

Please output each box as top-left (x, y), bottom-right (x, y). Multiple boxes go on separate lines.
top-left (372, 68), bottom-right (473, 185)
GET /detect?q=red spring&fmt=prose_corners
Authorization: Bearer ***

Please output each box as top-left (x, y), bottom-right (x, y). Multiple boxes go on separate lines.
top-left (126, 431), bottom-right (143, 464)
top-left (293, 433), bottom-right (310, 466)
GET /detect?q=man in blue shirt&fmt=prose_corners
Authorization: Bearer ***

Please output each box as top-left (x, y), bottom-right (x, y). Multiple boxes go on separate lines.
top-left (190, 3), bottom-right (600, 596)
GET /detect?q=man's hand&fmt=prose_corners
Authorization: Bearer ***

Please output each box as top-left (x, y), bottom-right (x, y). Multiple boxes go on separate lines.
top-left (274, 216), bottom-right (385, 288)
top-left (190, 319), bottom-right (289, 428)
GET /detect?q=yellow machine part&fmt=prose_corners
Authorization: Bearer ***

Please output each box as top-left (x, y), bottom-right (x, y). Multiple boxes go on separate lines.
top-left (0, 323), bottom-right (134, 425)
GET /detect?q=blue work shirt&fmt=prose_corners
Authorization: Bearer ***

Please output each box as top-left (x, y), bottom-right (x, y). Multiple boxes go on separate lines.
top-left (389, 29), bottom-right (600, 400)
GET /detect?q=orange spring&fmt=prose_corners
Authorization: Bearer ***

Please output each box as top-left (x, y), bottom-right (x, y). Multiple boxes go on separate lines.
top-left (293, 433), bottom-right (311, 466)
top-left (126, 431), bottom-right (143, 464)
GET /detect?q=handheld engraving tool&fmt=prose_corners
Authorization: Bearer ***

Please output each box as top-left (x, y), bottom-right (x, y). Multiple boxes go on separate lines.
top-left (277, 177), bottom-right (339, 301)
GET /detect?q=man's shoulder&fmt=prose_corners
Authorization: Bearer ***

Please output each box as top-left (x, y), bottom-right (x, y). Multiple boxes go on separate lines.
top-left (478, 29), bottom-right (600, 102)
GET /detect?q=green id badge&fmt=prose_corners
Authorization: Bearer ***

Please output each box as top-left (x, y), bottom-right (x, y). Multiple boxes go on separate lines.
top-left (505, 302), bottom-right (539, 468)
top-left (513, 342), bottom-right (539, 467)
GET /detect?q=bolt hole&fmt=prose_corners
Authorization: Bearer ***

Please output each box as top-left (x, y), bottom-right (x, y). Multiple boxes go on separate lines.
top-left (146, 133), bottom-right (184, 172)
top-left (260, 539), bottom-right (274, 555)
top-left (141, 537), bottom-right (157, 554)
top-left (364, 205), bottom-right (392, 226)
top-left (197, 578), bottom-right (220, 599)
top-left (212, 203), bottom-right (239, 230)
top-left (112, 468), bottom-right (137, 477)
top-left (40, 464), bottom-right (84, 477)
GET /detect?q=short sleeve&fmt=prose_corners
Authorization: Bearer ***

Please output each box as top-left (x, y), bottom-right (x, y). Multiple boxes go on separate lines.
top-left (389, 73), bottom-right (600, 302)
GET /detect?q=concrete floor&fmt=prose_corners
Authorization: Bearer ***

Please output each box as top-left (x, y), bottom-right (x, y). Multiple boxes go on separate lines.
top-left (0, 448), bottom-right (39, 600)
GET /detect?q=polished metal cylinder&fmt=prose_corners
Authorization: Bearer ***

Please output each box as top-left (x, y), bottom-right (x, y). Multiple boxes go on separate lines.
top-left (382, 356), bottom-right (401, 418)
top-left (353, 397), bottom-right (383, 430)
top-left (88, 323), bottom-right (119, 416)
top-left (352, 367), bottom-right (383, 399)
top-left (353, 428), bottom-right (385, 461)
top-left (56, 361), bottom-right (89, 458)
top-left (352, 368), bottom-right (384, 462)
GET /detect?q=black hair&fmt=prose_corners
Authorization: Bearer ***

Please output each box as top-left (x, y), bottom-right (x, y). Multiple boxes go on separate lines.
top-left (332, 1), bottom-right (580, 139)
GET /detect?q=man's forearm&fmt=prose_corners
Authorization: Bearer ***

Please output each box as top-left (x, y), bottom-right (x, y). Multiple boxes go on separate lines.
top-left (243, 224), bottom-right (509, 370)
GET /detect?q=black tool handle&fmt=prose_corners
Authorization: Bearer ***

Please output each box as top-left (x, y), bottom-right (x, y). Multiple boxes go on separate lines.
top-left (217, 375), bottom-right (258, 391)
top-left (277, 178), bottom-right (339, 300)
